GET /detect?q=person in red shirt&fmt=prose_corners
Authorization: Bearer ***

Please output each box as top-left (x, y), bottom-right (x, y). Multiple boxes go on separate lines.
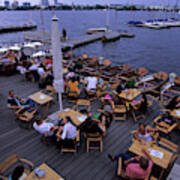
top-left (108, 148), bottom-right (153, 179)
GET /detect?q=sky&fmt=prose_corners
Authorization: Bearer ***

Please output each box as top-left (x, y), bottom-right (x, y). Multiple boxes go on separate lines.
top-left (0, 0), bottom-right (179, 6)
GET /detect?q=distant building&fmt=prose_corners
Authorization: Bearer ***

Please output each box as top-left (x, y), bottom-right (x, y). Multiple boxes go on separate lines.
top-left (22, 2), bottom-right (31, 7)
top-left (4, 1), bottom-right (10, 8)
top-left (41, 0), bottom-right (49, 7)
top-left (11, 1), bottom-right (19, 9)
top-left (54, 0), bottom-right (58, 6)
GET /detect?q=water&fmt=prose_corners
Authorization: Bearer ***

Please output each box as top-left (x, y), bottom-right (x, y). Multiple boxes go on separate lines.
top-left (0, 10), bottom-right (180, 74)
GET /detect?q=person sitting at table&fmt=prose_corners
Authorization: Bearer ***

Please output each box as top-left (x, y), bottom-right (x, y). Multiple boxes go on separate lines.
top-left (1, 49), bottom-right (16, 63)
top-left (135, 123), bottom-right (157, 143)
top-left (116, 80), bottom-right (127, 93)
top-left (65, 67), bottom-right (75, 80)
top-left (166, 96), bottom-right (180, 110)
top-left (99, 113), bottom-right (112, 130)
top-left (67, 76), bottom-right (80, 95)
top-left (56, 116), bottom-right (77, 148)
top-left (28, 62), bottom-right (40, 82)
top-left (19, 51), bottom-right (28, 63)
top-left (157, 111), bottom-right (176, 126)
top-left (9, 165), bottom-right (28, 180)
top-left (108, 148), bottom-right (153, 180)
top-left (85, 75), bottom-right (98, 92)
top-left (7, 90), bottom-right (35, 110)
top-left (45, 69), bottom-right (54, 87)
top-left (132, 93), bottom-right (148, 116)
top-left (33, 116), bottom-right (59, 143)
top-left (126, 78), bottom-right (137, 89)
top-left (80, 112), bottom-right (105, 136)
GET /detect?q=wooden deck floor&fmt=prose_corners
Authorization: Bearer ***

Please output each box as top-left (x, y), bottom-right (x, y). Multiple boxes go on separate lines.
top-left (0, 74), bottom-right (179, 180)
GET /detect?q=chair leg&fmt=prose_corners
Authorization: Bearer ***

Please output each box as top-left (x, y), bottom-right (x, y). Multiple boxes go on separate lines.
top-left (100, 140), bottom-right (103, 152)
top-left (87, 140), bottom-right (89, 152)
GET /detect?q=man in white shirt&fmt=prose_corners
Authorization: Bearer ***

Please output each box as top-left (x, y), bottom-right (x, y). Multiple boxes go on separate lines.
top-left (33, 117), bottom-right (58, 137)
top-left (56, 116), bottom-right (77, 149)
top-left (37, 67), bottom-right (46, 77)
top-left (85, 76), bottom-right (98, 92)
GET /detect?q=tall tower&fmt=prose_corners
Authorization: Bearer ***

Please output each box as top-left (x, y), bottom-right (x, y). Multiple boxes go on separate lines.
top-left (54, 0), bottom-right (58, 6)
top-left (41, 0), bottom-right (49, 7)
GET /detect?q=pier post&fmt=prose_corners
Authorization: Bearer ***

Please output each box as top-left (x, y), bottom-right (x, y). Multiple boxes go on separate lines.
top-left (51, 16), bottom-right (64, 112)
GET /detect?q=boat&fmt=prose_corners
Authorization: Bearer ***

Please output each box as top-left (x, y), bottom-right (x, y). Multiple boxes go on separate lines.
top-left (86, 27), bottom-right (109, 34)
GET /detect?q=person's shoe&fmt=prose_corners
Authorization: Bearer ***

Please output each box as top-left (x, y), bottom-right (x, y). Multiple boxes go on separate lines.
top-left (108, 154), bottom-right (115, 161)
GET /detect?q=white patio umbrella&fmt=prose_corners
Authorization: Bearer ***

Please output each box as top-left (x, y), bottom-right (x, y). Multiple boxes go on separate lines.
top-left (51, 16), bottom-right (64, 112)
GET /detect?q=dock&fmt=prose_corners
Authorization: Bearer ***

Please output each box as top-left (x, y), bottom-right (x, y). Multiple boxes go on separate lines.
top-left (0, 23), bottom-right (37, 33)
top-left (23, 30), bottom-right (135, 51)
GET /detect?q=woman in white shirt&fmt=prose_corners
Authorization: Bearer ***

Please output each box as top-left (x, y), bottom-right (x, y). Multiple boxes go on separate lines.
top-left (85, 76), bottom-right (98, 92)
top-left (56, 116), bottom-right (77, 148)
top-left (9, 165), bottom-right (28, 180)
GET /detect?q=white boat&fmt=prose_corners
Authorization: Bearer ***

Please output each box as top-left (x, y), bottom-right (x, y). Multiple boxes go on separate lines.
top-left (24, 42), bottom-right (43, 49)
top-left (9, 45), bottom-right (21, 51)
top-left (0, 47), bottom-right (9, 53)
top-left (86, 27), bottom-right (109, 34)
top-left (31, 51), bottom-right (46, 58)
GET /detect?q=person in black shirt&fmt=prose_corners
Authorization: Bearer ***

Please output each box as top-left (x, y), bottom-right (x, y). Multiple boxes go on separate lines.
top-left (7, 90), bottom-right (35, 109)
top-left (80, 113), bottom-right (104, 135)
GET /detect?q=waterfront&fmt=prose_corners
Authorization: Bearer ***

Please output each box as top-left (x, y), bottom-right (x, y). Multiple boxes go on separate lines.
top-left (0, 10), bottom-right (180, 74)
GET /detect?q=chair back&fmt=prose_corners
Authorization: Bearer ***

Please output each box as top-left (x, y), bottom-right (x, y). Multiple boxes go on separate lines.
top-left (0, 154), bottom-right (19, 174)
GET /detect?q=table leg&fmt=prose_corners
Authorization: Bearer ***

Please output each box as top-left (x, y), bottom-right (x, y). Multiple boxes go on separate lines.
top-left (159, 169), bottom-right (164, 180)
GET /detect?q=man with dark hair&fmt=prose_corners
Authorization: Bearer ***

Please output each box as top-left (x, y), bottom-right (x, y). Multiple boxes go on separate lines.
top-left (7, 90), bottom-right (35, 109)
top-left (108, 148), bottom-right (153, 179)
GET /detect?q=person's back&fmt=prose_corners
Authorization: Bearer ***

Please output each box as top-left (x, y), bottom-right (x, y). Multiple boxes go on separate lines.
top-left (68, 80), bottom-right (79, 92)
top-left (33, 121), bottom-right (54, 136)
top-left (86, 76), bottom-right (98, 91)
top-left (126, 158), bottom-right (153, 179)
top-left (62, 121), bottom-right (77, 140)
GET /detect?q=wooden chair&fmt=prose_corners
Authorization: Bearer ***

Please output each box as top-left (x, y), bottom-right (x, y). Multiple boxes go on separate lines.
top-left (111, 101), bottom-right (127, 121)
top-left (159, 137), bottom-right (178, 153)
top-left (61, 129), bottom-right (80, 153)
top-left (15, 107), bottom-right (37, 122)
top-left (117, 157), bottom-right (155, 180)
top-left (61, 140), bottom-right (77, 153)
top-left (67, 91), bottom-right (79, 103)
top-left (0, 154), bottom-right (34, 180)
top-left (45, 85), bottom-right (56, 96)
top-left (130, 103), bottom-right (145, 122)
top-left (131, 125), bottom-right (159, 143)
top-left (73, 99), bottom-right (91, 112)
top-left (153, 115), bottom-right (178, 135)
top-left (117, 157), bottom-right (127, 178)
top-left (85, 133), bottom-right (103, 152)
top-left (85, 88), bottom-right (97, 101)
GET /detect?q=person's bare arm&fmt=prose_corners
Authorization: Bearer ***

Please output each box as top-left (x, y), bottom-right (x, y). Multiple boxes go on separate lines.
top-left (142, 148), bottom-right (152, 161)
top-left (135, 128), bottom-right (142, 142)
top-left (124, 156), bottom-right (140, 166)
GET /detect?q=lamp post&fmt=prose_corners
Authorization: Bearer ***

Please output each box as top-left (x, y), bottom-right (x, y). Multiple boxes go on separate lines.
top-left (51, 16), bottom-right (64, 112)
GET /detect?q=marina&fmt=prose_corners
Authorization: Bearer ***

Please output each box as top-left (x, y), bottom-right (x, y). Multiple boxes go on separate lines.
top-left (128, 18), bottom-right (180, 29)
top-left (0, 5), bottom-right (180, 180)
top-left (0, 23), bottom-right (37, 33)
top-left (23, 30), bottom-right (135, 50)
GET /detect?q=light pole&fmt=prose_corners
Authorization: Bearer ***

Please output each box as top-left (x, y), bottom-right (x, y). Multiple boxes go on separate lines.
top-left (51, 16), bottom-right (64, 112)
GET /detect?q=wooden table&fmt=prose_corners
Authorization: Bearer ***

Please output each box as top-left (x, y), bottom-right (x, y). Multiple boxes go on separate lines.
top-left (171, 109), bottom-right (180, 119)
top-left (119, 89), bottom-right (141, 101)
top-left (26, 163), bottom-right (64, 180)
top-left (58, 109), bottom-right (87, 142)
top-left (29, 91), bottom-right (53, 105)
top-left (129, 140), bottom-right (173, 179)
top-left (58, 109), bottom-right (87, 127)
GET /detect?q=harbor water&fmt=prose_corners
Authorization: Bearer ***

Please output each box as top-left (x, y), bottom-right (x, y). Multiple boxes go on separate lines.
top-left (0, 10), bottom-right (180, 74)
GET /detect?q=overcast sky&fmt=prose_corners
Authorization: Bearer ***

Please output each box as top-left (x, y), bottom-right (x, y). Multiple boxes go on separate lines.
top-left (0, 0), bottom-right (179, 6)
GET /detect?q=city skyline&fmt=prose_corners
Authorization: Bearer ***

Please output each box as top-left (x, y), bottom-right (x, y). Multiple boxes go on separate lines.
top-left (0, 0), bottom-right (180, 6)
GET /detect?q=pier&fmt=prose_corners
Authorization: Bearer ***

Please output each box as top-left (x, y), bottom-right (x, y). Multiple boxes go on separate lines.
top-left (0, 24), bottom-right (37, 33)
top-left (23, 30), bottom-right (135, 51)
